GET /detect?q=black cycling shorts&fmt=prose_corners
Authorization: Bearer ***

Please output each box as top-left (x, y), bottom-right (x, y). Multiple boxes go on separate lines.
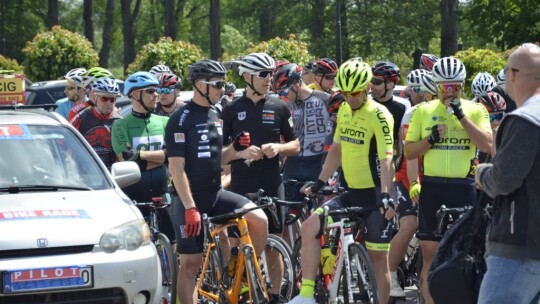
top-left (417, 177), bottom-right (477, 241)
top-left (171, 189), bottom-right (249, 254)
top-left (395, 180), bottom-right (418, 219)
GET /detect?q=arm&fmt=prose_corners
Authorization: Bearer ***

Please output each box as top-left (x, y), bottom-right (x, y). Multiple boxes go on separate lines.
top-left (262, 138), bottom-right (300, 158)
top-left (459, 116), bottom-right (492, 153)
top-left (317, 142), bottom-right (341, 182)
top-left (379, 157), bottom-right (393, 195)
top-left (169, 157), bottom-right (196, 210)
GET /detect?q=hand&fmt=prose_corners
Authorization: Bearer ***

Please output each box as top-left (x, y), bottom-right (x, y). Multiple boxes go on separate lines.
top-left (409, 181), bottom-right (421, 204)
top-left (233, 131), bottom-right (251, 151)
top-left (427, 124), bottom-right (446, 145)
top-left (304, 179), bottom-right (325, 195)
top-left (475, 163), bottom-right (490, 190)
top-left (122, 148), bottom-right (140, 161)
top-left (449, 98), bottom-right (465, 120)
top-left (379, 192), bottom-right (395, 219)
top-left (261, 143), bottom-right (280, 158)
top-left (240, 145), bottom-right (263, 160)
top-left (184, 208), bottom-right (201, 237)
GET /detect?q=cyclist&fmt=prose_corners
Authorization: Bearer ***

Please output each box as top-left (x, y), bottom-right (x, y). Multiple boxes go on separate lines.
top-left (290, 57), bottom-right (396, 304)
top-left (420, 71), bottom-right (438, 101)
top-left (492, 67), bottom-right (517, 113)
top-left (302, 61), bottom-right (316, 86)
top-left (419, 53), bottom-right (439, 71)
top-left (273, 63), bottom-right (331, 201)
top-left (215, 81), bottom-right (237, 115)
top-left (165, 59), bottom-right (268, 304)
top-left (68, 67), bottom-right (115, 122)
top-left (155, 72), bottom-right (183, 117)
top-left (478, 91), bottom-right (506, 161)
top-left (55, 68), bottom-right (90, 119)
top-left (71, 77), bottom-right (121, 169)
top-left (404, 57), bottom-right (492, 304)
top-left (307, 58), bottom-right (338, 93)
top-left (221, 52), bottom-right (300, 303)
top-left (470, 71), bottom-right (496, 102)
top-left (149, 64), bottom-right (172, 80)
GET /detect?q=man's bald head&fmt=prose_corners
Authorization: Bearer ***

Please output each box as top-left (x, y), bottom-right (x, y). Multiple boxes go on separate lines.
top-left (505, 43), bottom-right (540, 106)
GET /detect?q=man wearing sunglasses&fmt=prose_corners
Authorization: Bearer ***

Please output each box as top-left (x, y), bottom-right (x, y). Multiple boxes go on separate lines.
top-left (155, 72), bottom-right (183, 117)
top-left (475, 42), bottom-right (540, 304)
top-left (404, 57), bottom-right (492, 304)
top-left (55, 68), bottom-right (90, 119)
top-left (68, 67), bottom-right (115, 123)
top-left (307, 58), bottom-right (338, 94)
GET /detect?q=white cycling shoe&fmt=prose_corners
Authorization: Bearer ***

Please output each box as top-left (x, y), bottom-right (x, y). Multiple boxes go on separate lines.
top-left (286, 295), bottom-right (316, 304)
top-left (390, 277), bottom-right (406, 297)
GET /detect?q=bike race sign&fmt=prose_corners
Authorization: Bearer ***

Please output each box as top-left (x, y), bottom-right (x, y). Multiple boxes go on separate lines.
top-left (0, 74), bottom-right (25, 105)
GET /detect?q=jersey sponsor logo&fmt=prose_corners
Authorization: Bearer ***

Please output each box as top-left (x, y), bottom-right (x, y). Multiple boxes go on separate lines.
top-left (340, 136), bottom-right (364, 144)
top-left (197, 129), bottom-right (209, 133)
top-left (340, 127), bottom-right (365, 139)
top-left (238, 111), bottom-right (246, 120)
top-left (201, 134), bottom-right (208, 141)
top-left (179, 110), bottom-right (189, 126)
top-left (174, 133), bottom-right (185, 143)
top-left (375, 108), bottom-right (393, 145)
top-left (198, 151), bottom-right (211, 158)
top-left (262, 111), bottom-right (275, 124)
top-left (133, 135), bottom-right (164, 151)
top-left (198, 145), bottom-right (210, 150)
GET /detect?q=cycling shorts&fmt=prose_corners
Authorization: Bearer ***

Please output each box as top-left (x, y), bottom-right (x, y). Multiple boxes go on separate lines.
top-left (316, 188), bottom-right (392, 252)
top-left (417, 177), bottom-right (477, 241)
top-left (395, 180), bottom-right (418, 219)
top-left (171, 189), bottom-right (249, 254)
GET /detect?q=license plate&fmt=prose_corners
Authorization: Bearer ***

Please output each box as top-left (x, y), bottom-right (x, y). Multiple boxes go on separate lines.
top-left (2, 266), bottom-right (93, 294)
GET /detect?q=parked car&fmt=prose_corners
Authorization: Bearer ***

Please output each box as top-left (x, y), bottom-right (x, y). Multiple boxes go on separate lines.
top-left (25, 80), bottom-right (125, 106)
top-left (0, 106), bottom-right (162, 303)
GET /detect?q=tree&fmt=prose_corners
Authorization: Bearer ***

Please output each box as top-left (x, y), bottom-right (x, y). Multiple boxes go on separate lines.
top-left (121, 0), bottom-right (142, 73)
top-left (48, 0), bottom-right (58, 30)
top-left (84, 0), bottom-right (94, 46)
top-left (209, 0), bottom-right (221, 59)
top-left (440, 0), bottom-right (459, 56)
top-left (164, 0), bottom-right (176, 39)
top-left (99, 0), bottom-right (116, 68)
top-left (454, 48), bottom-right (506, 98)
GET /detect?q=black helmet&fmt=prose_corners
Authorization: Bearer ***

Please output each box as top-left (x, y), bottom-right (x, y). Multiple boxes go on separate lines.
top-left (273, 63), bottom-right (303, 92)
top-left (372, 61), bottom-right (401, 84)
top-left (313, 58), bottom-right (338, 75)
top-left (187, 59), bottom-right (227, 82)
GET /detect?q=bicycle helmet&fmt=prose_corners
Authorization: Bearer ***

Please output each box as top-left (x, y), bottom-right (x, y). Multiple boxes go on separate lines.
top-left (313, 58), bottom-right (338, 75)
top-left (123, 71), bottom-right (159, 96)
top-left (224, 82), bottom-right (236, 94)
top-left (187, 59), bottom-right (227, 82)
top-left (92, 77), bottom-right (120, 96)
top-left (149, 64), bottom-right (172, 78)
top-left (407, 69), bottom-right (428, 87)
top-left (303, 62), bottom-right (314, 73)
top-left (327, 91), bottom-right (345, 114)
top-left (274, 59), bottom-right (291, 74)
top-left (372, 61), bottom-right (400, 84)
top-left (336, 57), bottom-right (372, 93)
top-left (432, 57), bottom-right (466, 83)
top-left (471, 72), bottom-right (496, 97)
top-left (65, 68), bottom-right (93, 89)
top-left (85, 67), bottom-right (114, 79)
top-left (420, 53), bottom-right (439, 71)
top-left (496, 68), bottom-right (506, 86)
top-left (273, 63), bottom-right (303, 92)
top-left (478, 91), bottom-right (506, 112)
top-left (420, 72), bottom-right (437, 96)
top-left (159, 72), bottom-right (182, 89)
top-left (238, 53), bottom-right (275, 76)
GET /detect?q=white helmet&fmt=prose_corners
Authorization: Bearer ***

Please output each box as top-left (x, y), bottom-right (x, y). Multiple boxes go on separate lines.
top-left (65, 68), bottom-right (92, 89)
top-left (432, 57), bottom-right (466, 83)
top-left (496, 68), bottom-right (506, 86)
top-left (420, 71), bottom-right (437, 96)
top-left (407, 69), bottom-right (428, 87)
top-left (238, 53), bottom-right (275, 76)
top-left (149, 64), bottom-right (172, 78)
top-left (471, 72), bottom-right (496, 97)
top-left (92, 78), bottom-right (120, 96)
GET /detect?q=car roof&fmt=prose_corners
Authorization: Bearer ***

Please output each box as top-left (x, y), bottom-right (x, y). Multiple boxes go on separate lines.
top-left (0, 106), bottom-right (65, 125)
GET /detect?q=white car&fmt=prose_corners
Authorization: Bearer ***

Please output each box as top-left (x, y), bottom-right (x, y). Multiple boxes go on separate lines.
top-left (0, 106), bottom-right (162, 303)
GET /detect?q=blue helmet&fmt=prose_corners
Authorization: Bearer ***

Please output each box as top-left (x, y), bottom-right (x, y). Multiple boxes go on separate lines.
top-left (123, 71), bottom-right (158, 96)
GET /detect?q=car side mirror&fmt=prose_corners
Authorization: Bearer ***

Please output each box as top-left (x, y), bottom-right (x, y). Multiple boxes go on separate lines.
top-left (110, 161), bottom-right (141, 188)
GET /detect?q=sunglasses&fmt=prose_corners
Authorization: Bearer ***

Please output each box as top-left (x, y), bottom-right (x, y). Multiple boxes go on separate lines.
top-left (201, 80), bottom-right (226, 89)
top-left (251, 70), bottom-right (274, 79)
top-left (342, 91), bottom-right (364, 98)
top-left (157, 87), bottom-right (175, 94)
top-left (324, 74), bottom-right (336, 81)
top-left (66, 86), bottom-right (77, 91)
top-left (411, 87), bottom-right (424, 94)
top-left (489, 112), bottom-right (504, 122)
top-left (436, 83), bottom-right (463, 94)
top-left (371, 78), bottom-right (384, 86)
top-left (98, 96), bottom-right (117, 103)
top-left (141, 88), bottom-right (157, 95)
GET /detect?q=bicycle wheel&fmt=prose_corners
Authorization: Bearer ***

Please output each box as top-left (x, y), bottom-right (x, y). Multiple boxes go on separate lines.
top-left (262, 234), bottom-right (295, 302)
top-left (243, 245), bottom-right (269, 304)
top-left (338, 242), bottom-right (378, 304)
top-left (156, 233), bottom-right (178, 304)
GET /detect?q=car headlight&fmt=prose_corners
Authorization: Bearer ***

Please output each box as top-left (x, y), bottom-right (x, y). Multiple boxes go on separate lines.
top-left (99, 220), bottom-right (151, 253)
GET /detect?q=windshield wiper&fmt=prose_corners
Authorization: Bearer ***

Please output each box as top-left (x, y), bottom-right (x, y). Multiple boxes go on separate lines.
top-left (0, 185), bottom-right (92, 193)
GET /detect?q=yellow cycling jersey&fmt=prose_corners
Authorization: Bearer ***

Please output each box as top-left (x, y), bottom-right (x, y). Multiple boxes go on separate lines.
top-left (334, 98), bottom-right (394, 189)
top-left (405, 98), bottom-right (491, 178)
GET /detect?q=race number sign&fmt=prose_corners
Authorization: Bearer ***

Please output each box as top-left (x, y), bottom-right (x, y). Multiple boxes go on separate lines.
top-left (0, 74), bottom-right (25, 105)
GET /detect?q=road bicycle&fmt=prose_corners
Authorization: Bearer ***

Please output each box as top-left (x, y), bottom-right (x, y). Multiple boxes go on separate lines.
top-left (134, 198), bottom-right (177, 304)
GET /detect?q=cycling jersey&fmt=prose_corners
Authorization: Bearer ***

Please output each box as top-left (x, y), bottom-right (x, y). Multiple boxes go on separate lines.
top-left (375, 96), bottom-right (410, 170)
top-left (334, 98), bottom-right (394, 189)
top-left (405, 99), bottom-right (491, 178)
top-left (68, 101), bottom-right (93, 123)
top-left (71, 107), bottom-right (120, 169)
top-left (155, 101), bottom-right (182, 117)
top-left (395, 105), bottom-right (424, 188)
top-left (55, 98), bottom-right (73, 119)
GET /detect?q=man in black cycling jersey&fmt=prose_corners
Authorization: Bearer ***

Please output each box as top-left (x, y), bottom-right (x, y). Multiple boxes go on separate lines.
top-left (165, 59), bottom-right (268, 304)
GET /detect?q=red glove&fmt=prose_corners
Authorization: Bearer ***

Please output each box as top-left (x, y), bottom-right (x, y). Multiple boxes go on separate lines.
top-left (233, 131), bottom-right (251, 151)
top-left (184, 208), bottom-right (201, 237)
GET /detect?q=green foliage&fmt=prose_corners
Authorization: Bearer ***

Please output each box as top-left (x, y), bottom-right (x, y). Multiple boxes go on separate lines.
top-left (126, 37), bottom-right (204, 89)
top-left (0, 55), bottom-right (24, 74)
top-left (222, 25), bottom-right (249, 60)
top-left (246, 34), bottom-right (313, 66)
top-left (454, 48), bottom-right (507, 97)
top-left (22, 26), bottom-right (99, 82)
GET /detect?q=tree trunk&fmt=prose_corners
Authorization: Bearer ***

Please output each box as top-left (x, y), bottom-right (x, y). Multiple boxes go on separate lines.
top-left (209, 0), bottom-right (221, 59)
top-left (121, 0), bottom-right (141, 74)
top-left (99, 0), bottom-right (116, 68)
top-left (311, 0), bottom-right (324, 43)
top-left (175, 0), bottom-right (186, 36)
top-left (341, 0), bottom-right (349, 61)
top-left (47, 0), bottom-right (58, 29)
top-left (164, 0), bottom-right (176, 39)
top-left (259, 6), bottom-right (273, 41)
top-left (84, 0), bottom-right (94, 46)
top-left (440, 0), bottom-right (458, 57)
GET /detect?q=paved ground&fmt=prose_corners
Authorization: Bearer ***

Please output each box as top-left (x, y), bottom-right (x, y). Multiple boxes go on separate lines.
top-left (388, 286), bottom-right (420, 304)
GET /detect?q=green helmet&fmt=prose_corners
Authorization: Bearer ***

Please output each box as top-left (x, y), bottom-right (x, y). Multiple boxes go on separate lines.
top-left (336, 57), bottom-right (372, 93)
top-left (86, 67), bottom-right (114, 79)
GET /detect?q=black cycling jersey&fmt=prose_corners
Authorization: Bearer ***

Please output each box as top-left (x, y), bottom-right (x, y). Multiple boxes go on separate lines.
top-left (72, 107), bottom-right (120, 169)
top-left (165, 101), bottom-right (222, 194)
top-left (221, 94), bottom-right (297, 176)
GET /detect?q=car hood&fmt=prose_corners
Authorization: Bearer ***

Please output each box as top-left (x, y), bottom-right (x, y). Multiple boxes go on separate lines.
top-left (0, 190), bottom-right (140, 250)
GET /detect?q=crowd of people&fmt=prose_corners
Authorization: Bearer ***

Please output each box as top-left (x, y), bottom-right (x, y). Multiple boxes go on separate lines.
top-left (55, 42), bottom-right (540, 304)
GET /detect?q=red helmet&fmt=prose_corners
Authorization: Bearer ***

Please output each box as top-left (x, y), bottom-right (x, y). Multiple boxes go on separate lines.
top-left (313, 58), bottom-right (338, 75)
top-left (420, 53), bottom-right (439, 71)
top-left (372, 61), bottom-right (400, 84)
top-left (327, 91), bottom-right (345, 114)
top-left (273, 63), bottom-right (303, 93)
top-left (479, 91), bottom-right (506, 112)
top-left (159, 72), bottom-right (182, 89)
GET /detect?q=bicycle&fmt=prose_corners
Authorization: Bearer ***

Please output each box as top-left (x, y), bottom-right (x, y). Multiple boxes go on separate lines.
top-left (292, 205), bottom-right (379, 304)
top-left (134, 197), bottom-right (178, 304)
top-left (434, 205), bottom-right (474, 237)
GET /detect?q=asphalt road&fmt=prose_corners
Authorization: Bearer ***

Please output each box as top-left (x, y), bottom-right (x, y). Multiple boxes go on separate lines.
top-left (388, 286), bottom-right (420, 304)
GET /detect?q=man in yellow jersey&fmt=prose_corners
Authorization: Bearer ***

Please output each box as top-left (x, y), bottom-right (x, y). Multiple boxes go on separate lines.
top-left (307, 58), bottom-right (338, 94)
top-left (288, 57), bottom-right (396, 304)
top-left (404, 57), bottom-right (492, 304)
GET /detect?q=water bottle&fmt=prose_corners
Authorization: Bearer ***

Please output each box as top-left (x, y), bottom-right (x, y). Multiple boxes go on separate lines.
top-left (227, 247), bottom-right (239, 277)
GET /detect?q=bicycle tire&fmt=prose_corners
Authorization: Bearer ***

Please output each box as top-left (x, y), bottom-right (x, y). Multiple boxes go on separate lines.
top-left (198, 246), bottom-right (223, 302)
top-left (338, 242), bottom-right (378, 304)
top-left (243, 246), bottom-right (269, 304)
top-left (156, 233), bottom-right (178, 304)
top-left (263, 234), bottom-right (295, 302)
top-left (282, 217), bottom-right (302, 250)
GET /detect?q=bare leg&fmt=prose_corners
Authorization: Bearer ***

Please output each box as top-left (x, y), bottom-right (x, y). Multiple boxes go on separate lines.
top-left (419, 240), bottom-right (438, 304)
top-left (177, 253), bottom-right (203, 304)
top-left (368, 250), bottom-right (391, 303)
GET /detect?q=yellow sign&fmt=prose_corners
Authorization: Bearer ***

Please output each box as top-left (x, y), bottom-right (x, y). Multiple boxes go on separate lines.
top-left (0, 74), bottom-right (25, 105)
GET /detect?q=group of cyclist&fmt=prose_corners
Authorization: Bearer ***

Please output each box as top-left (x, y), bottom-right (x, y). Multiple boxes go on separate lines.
top-left (57, 47), bottom-right (521, 304)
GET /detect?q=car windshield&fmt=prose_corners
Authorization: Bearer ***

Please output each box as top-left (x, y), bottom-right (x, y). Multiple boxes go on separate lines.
top-left (0, 124), bottom-right (111, 190)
